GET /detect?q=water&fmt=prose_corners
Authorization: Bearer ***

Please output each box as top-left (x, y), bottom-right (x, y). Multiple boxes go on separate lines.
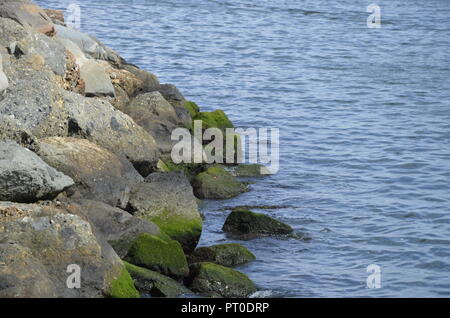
top-left (37, 0), bottom-right (450, 297)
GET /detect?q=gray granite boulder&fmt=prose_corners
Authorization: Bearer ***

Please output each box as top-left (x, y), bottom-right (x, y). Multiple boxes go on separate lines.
top-left (0, 141), bottom-right (74, 203)
top-left (80, 60), bottom-right (115, 97)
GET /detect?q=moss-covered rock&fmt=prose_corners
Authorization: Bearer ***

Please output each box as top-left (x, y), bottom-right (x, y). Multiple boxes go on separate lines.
top-left (128, 171), bottom-right (203, 253)
top-left (193, 110), bottom-right (234, 131)
top-left (184, 101), bottom-right (200, 118)
top-left (185, 262), bottom-right (257, 298)
top-left (106, 267), bottom-right (140, 298)
top-left (193, 165), bottom-right (248, 199)
top-left (232, 164), bottom-right (272, 177)
top-left (188, 243), bottom-right (256, 267)
top-left (222, 208), bottom-right (293, 236)
top-left (125, 233), bottom-right (189, 279)
top-left (125, 262), bottom-right (191, 298)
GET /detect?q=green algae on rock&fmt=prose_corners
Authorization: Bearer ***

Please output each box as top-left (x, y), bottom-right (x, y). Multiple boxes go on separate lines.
top-left (125, 233), bottom-right (189, 279)
top-left (185, 262), bottom-right (257, 298)
top-left (107, 267), bottom-right (140, 298)
top-left (184, 101), bottom-right (200, 118)
top-left (188, 243), bottom-right (256, 267)
top-left (232, 164), bottom-right (272, 177)
top-left (222, 208), bottom-right (293, 236)
top-left (193, 165), bottom-right (248, 199)
top-left (128, 171), bottom-right (203, 253)
top-left (193, 110), bottom-right (234, 131)
top-left (125, 262), bottom-right (191, 298)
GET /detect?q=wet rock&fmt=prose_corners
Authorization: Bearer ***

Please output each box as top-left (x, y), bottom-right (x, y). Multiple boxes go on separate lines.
top-left (0, 201), bottom-right (125, 298)
top-left (125, 262), bottom-right (191, 298)
top-left (0, 140), bottom-right (74, 203)
top-left (193, 165), bottom-right (248, 199)
top-left (67, 199), bottom-right (162, 258)
top-left (37, 137), bottom-right (143, 208)
top-left (0, 0), bottom-right (55, 35)
top-left (123, 92), bottom-right (180, 153)
top-left (63, 91), bottom-right (160, 176)
top-left (188, 243), bottom-right (256, 267)
top-left (231, 164), bottom-right (272, 177)
top-left (128, 171), bottom-right (203, 253)
top-left (222, 208), bottom-right (293, 236)
top-left (125, 233), bottom-right (189, 279)
top-left (80, 60), bottom-right (115, 97)
top-left (185, 262), bottom-right (257, 298)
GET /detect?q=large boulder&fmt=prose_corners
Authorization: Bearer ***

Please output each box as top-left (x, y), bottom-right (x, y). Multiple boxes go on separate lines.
top-left (193, 165), bottom-right (248, 199)
top-left (222, 208), bottom-right (294, 236)
top-left (188, 243), bottom-right (256, 267)
top-left (63, 91), bottom-right (160, 176)
top-left (67, 199), bottom-right (162, 258)
top-left (37, 137), bottom-right (143, 208)
top-left (158, 84), bottom-right (192, 127)
top-left (185, 262), bottom-right (257, 298)
top-left (125, 233), bottom-right (189, 280)
top-left (0, 0), bottom-right (55, 35)
top-left (128, 171), bottom-right (202, 253)
top-left (0, 140), bottom-right (74, 202)
top-left (122, 92), bottom-right (180, 153)
top-left (0, 201), bottom-right (129, 298)
top-left (122, 64), bottom-right (160, 95)
top-left (125, 262), bottom-right (191, 298)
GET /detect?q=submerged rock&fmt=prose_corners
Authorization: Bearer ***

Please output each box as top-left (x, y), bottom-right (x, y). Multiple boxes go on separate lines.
top-left (0, 141), bottom-right (74, 202)
top-left (125, 262), bottom-right (191, 298)
top-left (125, 233), bottom-right (189, 280)
top-left (222, 208), bottom-right (293, 236)
top-left (193, 165), bottom-right (248, 199)
top-left (129, 171), bottom-right (203, 253)
top-left (188, 243), bottom-right (256, 267)
top-left (0, 201), bottom-right (126, 298)
top-left (37, 137), bottom-right (143, 208)
top-left (0, 0), bottom-right (55, 35)
top-left (185, 262), bottom-right (257, 298)
top-left (67, 199), bottom-right (162, 258)
top-left (232, 164), bottom-right (272, 177)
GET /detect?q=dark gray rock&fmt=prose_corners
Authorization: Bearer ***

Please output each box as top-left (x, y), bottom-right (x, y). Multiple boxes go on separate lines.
top-left (222, 208), bottom-right (293, 236)
top-left (37, 137), bottom-right (143, 208)
top-left (0, 140), bottom-right (74, 202)
top-left (188, 243), bottom-right (256, 267)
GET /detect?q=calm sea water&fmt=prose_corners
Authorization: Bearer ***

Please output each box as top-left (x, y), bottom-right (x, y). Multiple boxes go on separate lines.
top-left (37, 0), bottom-right (450, 297)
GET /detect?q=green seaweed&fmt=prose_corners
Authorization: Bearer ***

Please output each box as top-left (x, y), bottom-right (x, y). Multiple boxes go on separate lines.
top-left (107, 267), bottom-right (140, 298)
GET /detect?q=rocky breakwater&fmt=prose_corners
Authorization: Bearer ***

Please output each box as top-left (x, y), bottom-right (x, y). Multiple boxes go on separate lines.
top-left (0, 0), bottom-right (293, 298)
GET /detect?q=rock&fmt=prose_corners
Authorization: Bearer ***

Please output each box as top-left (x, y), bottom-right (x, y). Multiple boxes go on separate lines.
top-left (0, 115), bottom-right (38, 150)
top-left (67, 199), bottom-right (162, 258)
top-left (37, 137), bottom-right (143, 208)
top-left (55, 36), bottom-right (89, 67)
top-left (231, 164), bottom-right (272, 177)
top-left (125, 233), bottom-right (189, 280)
top-left (0, 201), bottom-right (126, 297)
top-left (193, 165), bottom-right (248, 199)
top-left (158, 84), bottom-right (192, 127)
top-left (123, 92), bottom-right (180, 153)
top-left (106, 65), bottom-right (144, 98)
top-left (184, 101), bottom-right (200, 118)
top-left (106, 267), bottom-right (140, 298)
top-left (0, 17), bottom-right (66, 76)
top-left (193, 110), bottom-right (234, 132)
top-left (185, 262), bottom-right (257, 298)
top-left (188, 243), bottom-right (256, 267)
top-left (43, 9), bottom-right (64, 25)
top-left (63, 90), bottom-right (160, 177)
top-left (80, 60), bottom-right (115, 97)
top-left (0, 68), bottom-right (69, 139)
top-left (0, 141), bottom-right (74, 203)
top-left (125, 262), bottom-right (191, 298)
top-left (0, 0), bottom-right (55, 35)
top-left (54, 24), bottom-right (108, 60)
top-left (122, 64), bottom-right (160, 94)
top-left (0, 54), bottom-right (8, 94)
top-left (222, 208), bottom-right (293, 236)
top-left (128, 171), bottom-right (202, 253)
